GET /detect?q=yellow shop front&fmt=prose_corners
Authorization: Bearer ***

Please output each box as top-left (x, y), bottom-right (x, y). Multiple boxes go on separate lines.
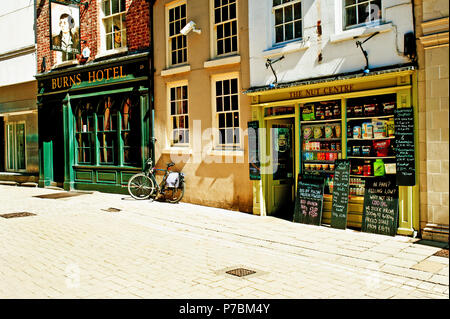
top-left (246, 65), bottom-right (420, 236)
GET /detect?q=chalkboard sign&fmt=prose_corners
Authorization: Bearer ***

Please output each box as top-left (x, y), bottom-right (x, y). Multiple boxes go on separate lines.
top-left (394, 108), bottom-right (416, 186)
top-left (293, 176), bottom-right (324, 226)
top-left (330, 160), bottom-right (351, 230)
top-left (362, 177), bottom-right (399, 236)
top-left (248, 121), bottom-right (261, 180)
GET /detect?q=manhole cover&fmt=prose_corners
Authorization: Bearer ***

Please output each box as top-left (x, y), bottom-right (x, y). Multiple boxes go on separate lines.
top-left (0, 212), bottom-right (36, 219)
top-left (102, 207), bottom-right (121, 213)
top-left (34, 192), bottom-right (91, 199)
top-left (226, 268), bottom-right (256, 277)
top-left (433, 249), bottom-right (449, 258)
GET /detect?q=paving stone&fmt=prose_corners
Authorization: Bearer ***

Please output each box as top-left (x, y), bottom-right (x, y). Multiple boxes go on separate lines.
top-left (0, 184), bottom-right (448, 299)
top-left (412, 260), bottom-right (447, 273)
top-left (382, 257), bottom-right (419, 268)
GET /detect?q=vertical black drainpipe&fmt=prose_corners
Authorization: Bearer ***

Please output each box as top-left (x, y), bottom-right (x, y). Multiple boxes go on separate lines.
top-left (149, 0), bottom-right (155, 164)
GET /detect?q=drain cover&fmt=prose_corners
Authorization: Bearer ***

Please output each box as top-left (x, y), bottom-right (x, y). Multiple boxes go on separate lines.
top-left (102, 208), bottom-right (121, 213)
top-left (34, 192), bottom-right (91, 199)
top-left (0, 212), bottom-right (36, 219)
top-left (226, 268), bottom-right (256, 277)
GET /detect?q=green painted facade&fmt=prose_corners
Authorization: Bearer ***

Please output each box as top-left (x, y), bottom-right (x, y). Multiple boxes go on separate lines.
top-left (36, 53), bottom-right (152, 194)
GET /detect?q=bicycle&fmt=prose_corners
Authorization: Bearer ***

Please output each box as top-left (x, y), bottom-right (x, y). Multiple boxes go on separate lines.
top-left (127, 158), bottom-right (185, 203)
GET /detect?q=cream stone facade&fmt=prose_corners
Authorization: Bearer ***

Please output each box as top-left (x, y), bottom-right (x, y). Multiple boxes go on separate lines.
top-left (152, 0), bottom-right (253, 212)
top-left (415, 0), bottom-right (449, 242)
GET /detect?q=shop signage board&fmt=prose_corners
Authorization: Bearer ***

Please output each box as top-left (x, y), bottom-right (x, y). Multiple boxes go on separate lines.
top-left (50, 2), bottom-right (81, 56)
top-left (248, 121), bottom-right (260, 180)
top-left (330, 160), bottom-right (351, 230)
top-left (394, 107), bottom-right (416, 186)
top-left (362, 176), bottom-right (399, 236)
top-left (38, 59), bottom-right (149, 95)
top-left (294, 175), bottom-right (324, 225)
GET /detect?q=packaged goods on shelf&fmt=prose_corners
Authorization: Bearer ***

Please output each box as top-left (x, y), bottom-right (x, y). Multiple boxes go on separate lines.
top-left (353, 126), bottom-right (362, 139)
top-left (373, 121), bottom-right (387, 138)
top-left (302, 104), bottom-right (315, 121)
top-left (303, 127), bottom-right (312, 139)
top-left (313, 126), bottom-right (323, 139)
top-left (315, 105), bottom-right (325, 120)
top-left (363, 103), bottom-right (378, 116)
top-left (373, 139), bottom-right (391, 157)
top-left (384, 163), bottom-right (396, 174)
top-left (374, 159), bottom-right (386, 176)
top-left (362, 122), bottom-right (373, 139)
top-left (383, 102), bottom-right (395, 115)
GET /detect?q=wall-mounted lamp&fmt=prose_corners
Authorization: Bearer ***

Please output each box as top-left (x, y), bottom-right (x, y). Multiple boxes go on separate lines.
top-left (266, 56), bottom-right (285, 87)
top-left (180, 21), bottom-right (201, 35)
top-left (355, 31), bottom-right (379, 74)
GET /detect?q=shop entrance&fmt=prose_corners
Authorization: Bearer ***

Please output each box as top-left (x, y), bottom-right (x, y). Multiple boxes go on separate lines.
top-left (266, 118), bottom-right (295, 219)
top-left (39, 105), bottom-right (64, 187)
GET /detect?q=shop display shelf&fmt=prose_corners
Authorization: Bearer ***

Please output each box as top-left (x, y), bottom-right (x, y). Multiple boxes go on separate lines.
top-left (347, 156), bottom-right (396, 159)
top-left (350, 174), bottom-right (396, 178)
top-left (304, 170), bottom-right (335, 174)
top-left (303, 150), bottom-right (341, 153)
top-left (346, 114), bottom-right (394, 121)
top-left (303, 160), bottom-right (336, 163)
top-left (301, 118), bottom-right (341, 124)
top-left (305, 138), bottom-right (341, 142)
top-left (347, 136), bottom-right (395, 141)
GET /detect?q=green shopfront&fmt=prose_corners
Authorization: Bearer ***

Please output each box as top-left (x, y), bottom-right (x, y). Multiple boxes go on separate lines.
top-left (35, 53), bottom-right (153, 193)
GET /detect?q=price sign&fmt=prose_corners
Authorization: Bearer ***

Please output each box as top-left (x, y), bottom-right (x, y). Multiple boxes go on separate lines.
top-left (330, 160), bottom-right (351, 229)
top-left (394, 108), bottom-right (416, 186)
top-left (294, 176), bottom-right (324, 226)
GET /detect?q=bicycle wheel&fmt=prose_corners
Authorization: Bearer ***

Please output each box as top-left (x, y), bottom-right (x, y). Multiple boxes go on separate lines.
top-left (165, 183), bottom-right (185, 203)
top-left (128, 173), bottom-right (155, 200)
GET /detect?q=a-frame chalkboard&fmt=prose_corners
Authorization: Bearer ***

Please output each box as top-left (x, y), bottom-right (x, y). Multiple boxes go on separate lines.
top-left (362, 176), bottom-right (399, 236)
top-left (293, 175), bottom-right (325, 226)
top-left (330, 160), bottom-right (351, 230)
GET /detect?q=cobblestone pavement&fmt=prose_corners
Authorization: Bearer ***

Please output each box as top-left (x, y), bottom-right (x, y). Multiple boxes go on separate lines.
top-left (0, 184), bottom-right (448, 299)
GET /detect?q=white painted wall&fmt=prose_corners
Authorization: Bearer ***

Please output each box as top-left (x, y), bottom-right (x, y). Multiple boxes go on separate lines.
top-left (0, 0), bottom-right (36, 87)
top-left (248, 0), bottom-right (415, 88)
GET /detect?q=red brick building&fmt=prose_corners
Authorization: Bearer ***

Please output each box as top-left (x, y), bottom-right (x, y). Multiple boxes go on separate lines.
top-left (35, 0), bottom-right (154, 193)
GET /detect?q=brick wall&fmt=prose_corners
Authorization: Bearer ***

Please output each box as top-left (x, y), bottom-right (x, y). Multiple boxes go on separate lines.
top-left (36, 0), bottom-right (150, 74)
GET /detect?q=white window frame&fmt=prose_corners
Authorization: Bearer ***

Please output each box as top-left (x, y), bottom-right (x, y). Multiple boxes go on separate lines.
top-left (166, 0), bottom-right (188, 68)
top-left (210, 0), bottom-right (239, 59)
top-left (167, 80), bottom-right (190, 148)
top-left (272, 0), bottom-right (303, 45)
top-left (97, 0), bottom-right (128, 58)
top-left (343, 0), bottom-right (382, 30)
top-left (211, 73), bottom-right (242, 151)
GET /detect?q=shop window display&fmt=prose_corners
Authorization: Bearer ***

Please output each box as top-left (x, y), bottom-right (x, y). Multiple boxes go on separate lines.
top-left (346, 93), bottom-right (396, 196)
top-left (300, 100), bottom-right (342, 194)
top-left (74, 94), bottom-right (141, 167)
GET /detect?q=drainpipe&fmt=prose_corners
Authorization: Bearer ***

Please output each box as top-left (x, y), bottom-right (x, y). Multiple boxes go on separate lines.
top-left (149, 0), bottom-right (155, 164)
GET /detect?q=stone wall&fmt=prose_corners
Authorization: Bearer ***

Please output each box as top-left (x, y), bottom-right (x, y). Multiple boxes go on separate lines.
top-left (415, 0), bottom-right (449, 242)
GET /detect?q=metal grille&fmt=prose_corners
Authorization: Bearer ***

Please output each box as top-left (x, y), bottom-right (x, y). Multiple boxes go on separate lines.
top-left (0, 212), bottom-right (36, 219)
top-left (34, 192), bottom-right (90, 199)
top-left (226, 268), bottom-right (256, 277)
top-left (102, 208), bottom-right (121, 213)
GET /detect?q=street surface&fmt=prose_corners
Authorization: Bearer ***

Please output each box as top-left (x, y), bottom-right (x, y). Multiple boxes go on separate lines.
top-left (0, 184), bottom-right (448, 299)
